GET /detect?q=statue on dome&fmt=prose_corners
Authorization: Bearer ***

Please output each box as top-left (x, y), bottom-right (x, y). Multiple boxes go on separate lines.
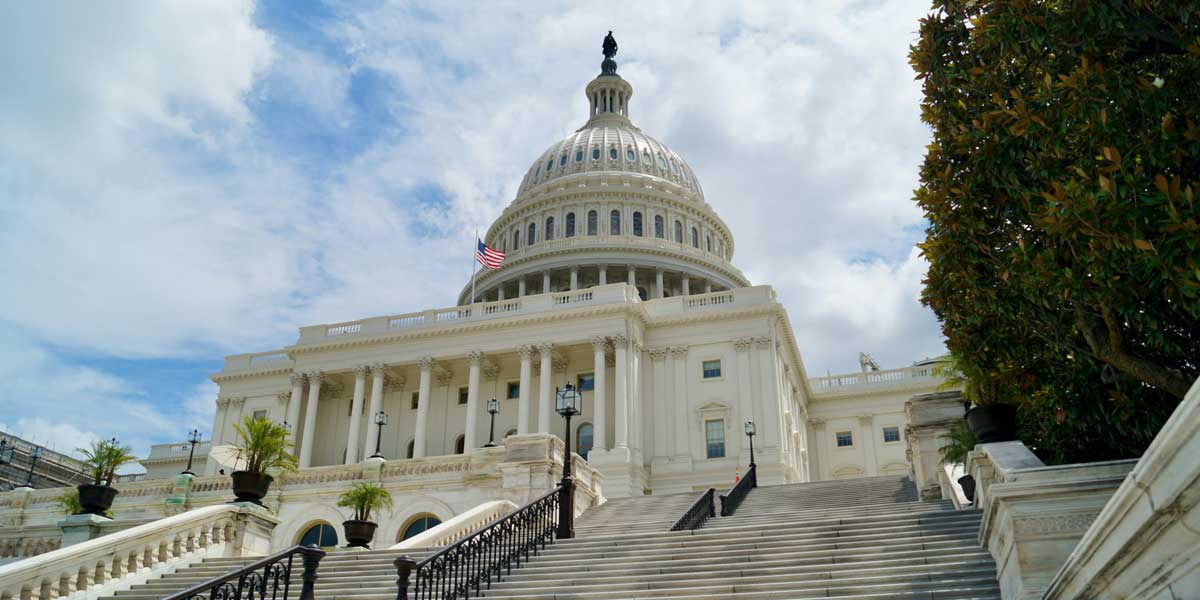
top-left (601, 31), bottom-right (619, 75)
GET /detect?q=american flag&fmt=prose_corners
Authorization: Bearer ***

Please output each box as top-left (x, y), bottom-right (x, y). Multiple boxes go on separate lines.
top-left (476, 239), bottom-right (505, 270)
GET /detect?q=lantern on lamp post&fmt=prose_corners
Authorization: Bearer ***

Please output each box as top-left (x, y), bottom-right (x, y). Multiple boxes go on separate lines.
top-left (744, 420), bottom-right (757, 468)
top-left (555, 383), bottom-right (581, 539)
top-left (484, 398), bottom-right (500, 447)
top-left (182, 429), bottom-right (202, 475)
top-left (370, 411), bottom-right (389, 459)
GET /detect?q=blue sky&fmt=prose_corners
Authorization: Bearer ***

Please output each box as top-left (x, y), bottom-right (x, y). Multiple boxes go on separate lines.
top-left (0, 0), bottom-right (944, 459)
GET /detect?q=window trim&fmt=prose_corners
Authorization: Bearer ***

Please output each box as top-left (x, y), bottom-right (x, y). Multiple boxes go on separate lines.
top-left (506, 381), bottom-right (520, 400)
top-left (882, 425), bottom-right (902, 444)
top-left (458, 386), bottom-right (469, 406)
top-left (704, 418), bottom-right (727, 459)
top-left (700, 359), bottom-right (723, 380)
top-left (835, 430), bottom-right (854, 448)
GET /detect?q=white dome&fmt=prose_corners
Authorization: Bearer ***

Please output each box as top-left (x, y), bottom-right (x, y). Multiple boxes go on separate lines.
top-left (516, 121), bottom-right (704, 199)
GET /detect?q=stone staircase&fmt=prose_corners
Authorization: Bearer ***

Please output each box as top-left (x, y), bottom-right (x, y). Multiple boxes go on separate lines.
top-left (480, 474), bottom-right (1002, 599)
top-left (100, 547), bottom-right (435, 600)
top-left (100, 475), bottom-right (1001, 599)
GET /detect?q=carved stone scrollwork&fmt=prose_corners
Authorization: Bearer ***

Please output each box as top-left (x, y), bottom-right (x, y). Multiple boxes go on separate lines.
top-left (385, 374), bottom-right (407, 391)
top-left (216, 397), bottom-right (230, 409)
top-left (610, 334), bottom-right (629, 348)
top-left (482, 361), bottom-right (500, 381)
top-left (808, 417), bottom-right (827, 430)
top-left (754, 336), bottom-right (772, 349)
top-left (518, 345), bottom-right (536, 360)
top-left (230, 397), bottom-right (246, 409)
top-left (418, 356), bottom-right (435, 371)
top-left (733, 338), bottom-right (754, 352)
top-left (1011, 512), bottom-right (1101, 538)
top-left (290, 373), bottom-right (306, 386)
top-left (276, 392), bottom-right (291, 406)
top-left (552, 355), bottom-right (569, 373)
top-left (591, 336), bottom-right (608, 351)
top-left (467, 350), bottom-right (484, 365)
top-left (670, 346), bottom-right (689, 359)
top-left (306, 372), bottom-right (324, 386)
top-left (353, 365), bottom-right (371, 378)
top-left (648, 347), bottom-right (668, 361)
top-left (435, 370), bottom-right (454, 386)
top-left (537, 342), bottom-right (554, 357)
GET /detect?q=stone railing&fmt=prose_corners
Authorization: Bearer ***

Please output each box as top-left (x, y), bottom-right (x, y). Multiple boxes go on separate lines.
top-left (391, 500), bottom-right (517, 550)
top-left (966, 441), bottom-right (1136, 600)
top-left (939, 463), bottom-right (970, 510)
top-left (0, 504), bottom-right (277, 600)
top-left (809, 364), bottom-right (946, 394)
top-left (640, 285), bottom-right (777, 320)
top-left (1043, 376), bottom-right (1200, 599)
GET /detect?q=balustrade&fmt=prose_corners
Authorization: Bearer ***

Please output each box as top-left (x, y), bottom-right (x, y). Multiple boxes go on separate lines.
top-left (670, 488), bottom-right (716, 531)
top-left (719, 463), bottom-right (756, 517)
top-left (162, 545), bottom-right (323, 600)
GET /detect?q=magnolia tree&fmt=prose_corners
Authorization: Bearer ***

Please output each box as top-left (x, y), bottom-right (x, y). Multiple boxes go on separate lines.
top-left (911, 1), bottom-right (1199, 461)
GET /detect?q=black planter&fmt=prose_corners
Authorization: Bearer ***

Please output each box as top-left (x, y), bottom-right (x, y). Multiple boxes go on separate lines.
top-left (343, 519), bottom-right (378, 548)
top-left (966, 403), bottom-right (1018, 444)
top-left (230, 471), bottom-right (273, 505)
top-left (958, 474), bottom-right (976, 503)
top-left (76, 484), bottom-right (118, 516)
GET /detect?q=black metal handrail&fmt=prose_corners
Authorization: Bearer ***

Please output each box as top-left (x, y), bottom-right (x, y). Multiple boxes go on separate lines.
top-left (395, 486), bottom-right (561, 600)
top-left (670, 487), bottom-right (716, 531)
top-left (163, 545), bottom-right (324, 600)
top-left (719, 463), bottom-right (757, 516)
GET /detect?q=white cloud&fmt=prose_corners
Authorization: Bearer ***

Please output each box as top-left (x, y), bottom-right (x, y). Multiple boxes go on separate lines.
top-left (0, 2), bottom-right (946, 449)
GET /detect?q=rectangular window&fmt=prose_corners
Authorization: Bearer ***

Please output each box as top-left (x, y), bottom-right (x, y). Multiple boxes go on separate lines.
top-left (702, 360), bottom-right (722, 379)
top-left (705, 419), bottom-right (726, 459)
top-left (252, 409), bottom-right (268, 421)
top-left (410, 392), bottom-right (419, 410)
top-left (836, 431), bottom-right (854, 447)
top-left (458, 387), bottom-right (469, 405)
top-left (883, 426), bottom-right (901, 443)
top-left (577, 373), bottom-right (595, 391)
top-left (507, 382), bottom-right (520, 399)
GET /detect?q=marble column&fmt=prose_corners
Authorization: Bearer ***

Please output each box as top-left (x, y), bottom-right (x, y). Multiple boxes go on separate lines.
top-left (286, 374), bottom-right (305, 450)
top-left (542, 271), bottom-right (551, 294)
top-left (537, 343), bottom-right (553, 433)
top-left (592, 336), bottom-right (608, 452)
top-left (808, 418), bottom-right (826, 481)
top-left (498, 286), bottom-right (506, 301)
top-left (414, 357), bottom-right (433, 458)
top-left (859, 414), bottom-right (878, 476)
top-left (345, 366), bottom-right (368, 464)
top-left (465, 351), bottom-right (483, 450)
top-left (681, 276), bottom-right (690, 296)
top-left (517, 345), bottom-right (534, 434)
top-left (735, 338), bottom-right (755, 460)
top-left (363, 365), bottom-right (386, 460)
top-left (705, 282), bottom-right (713, 294)
top-left (570, 267), bottom-right (579, 290)
top-left (299, 373), bottom-right (323, 468)
top-left (599, 265), bottom-right (607, 285)
top-left (627, 265), bottom-right (636, 287)
top-left (655, 269), bottom-right (664, 298)
top-left (671, 346), bottom-right (689, 456)
top-left (650, 349), bottom-right (668, 458)
top-left (613, 334), bottom-right (629, 448)
top-left (214, 398), bottom-right (230, 445)
top-left (518, 278), bottom-right (526, 297)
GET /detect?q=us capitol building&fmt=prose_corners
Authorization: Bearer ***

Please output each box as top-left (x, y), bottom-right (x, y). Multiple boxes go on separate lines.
top-left (1, 38), bottom-right (948, 557)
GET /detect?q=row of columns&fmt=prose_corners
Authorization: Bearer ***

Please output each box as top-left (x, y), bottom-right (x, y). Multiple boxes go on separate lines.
top-left (486, 265), bottom-right (715, 302)
top-left (283, 336), bottom-right (637, 468)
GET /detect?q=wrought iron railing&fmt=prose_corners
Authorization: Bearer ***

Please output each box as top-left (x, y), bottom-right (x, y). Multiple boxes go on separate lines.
top-left (395, 486), bottom-right (561, 600)
top-left (163, 545), bottom-right (324, 600)
top-left (719, 463), bottom-right (757, 517)
top-left (670, 487), bottom-right (716, 531)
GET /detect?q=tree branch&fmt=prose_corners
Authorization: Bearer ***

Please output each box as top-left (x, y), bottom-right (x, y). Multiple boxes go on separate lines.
top-left (1074, 305), bottom-right (1192, 398)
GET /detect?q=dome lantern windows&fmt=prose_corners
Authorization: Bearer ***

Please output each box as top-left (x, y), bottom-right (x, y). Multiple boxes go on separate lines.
top-left (626, 148), bottom-right (636, 161)
top-left (587, 210), bottom-right (598, 236)
top-left (609, 147), bottom-right (618, 160)
top-left (560, 154), bottom-right (568, 167)
top-left (632, 212), bottom-right (643, 237)
top-left (642, 149), bottom-right (651, 165)
top-left (657, 155), bottom-right (667, 170)
top-left (591, 148), bottom-right (600, 160)
top-left (610, 210), bottom-right (621, 236)
top-left (547, 159), bottom-right (554, 172)
top-left (575, 150), bottom-right (584, 163)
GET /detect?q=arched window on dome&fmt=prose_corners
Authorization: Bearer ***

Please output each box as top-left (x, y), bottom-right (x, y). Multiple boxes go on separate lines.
top-left (610, 210), bottom-right (621, 236)
top-left (501, 237), bottom-right (507, 253)
top-left (691, 227), bottom-right (699, 248)
top-left (642, 149), bottom-right (652, 165)
top-left (674, 220), bottom-right (683, 243)
top-left (565, 213), bottom-right (576, 237)
top-left (545, 217), bottom-right (555, 241)
top-left (512, 229), bottom-right (520, 250)
top-left (654, 215), bottom-right (664, 238)
top-left (587, 211), bottom-right (598, 236)
top-left (575, 150), bottom-right (584, 163)
top-left (591, 147), bottom-right (600, 161)
top-left (706, 235), bottom-right (712, 252)
top-left (626, 147), bottom-right (636, 162)
top-left (632, 212), bottom-right (643, 237)
top-left (528, 222), bottom-right (536, 245)
top-left (609, 147), bottom-right (618, 160)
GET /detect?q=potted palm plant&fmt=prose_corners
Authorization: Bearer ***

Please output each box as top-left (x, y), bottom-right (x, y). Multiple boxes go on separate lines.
top-left (939, 421), bottom-right (979, 502)
top-left (76, 438), bottom-right (137, 515)
top-left (231, 416), bottom-right (297, 505)
top-left (337, 482), bottom-right (393, 548)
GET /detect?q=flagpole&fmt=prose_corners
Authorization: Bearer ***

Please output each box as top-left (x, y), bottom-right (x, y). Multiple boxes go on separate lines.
top-left (470, 228), bottom-right (478, 305)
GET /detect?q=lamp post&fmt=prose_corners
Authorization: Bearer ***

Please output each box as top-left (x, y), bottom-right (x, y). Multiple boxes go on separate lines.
top-left (370, 411), bottom-right (388, 459)
top-left (484, 398), bottom-right (500, 447)
top-left (182, 429), bottom-right (202, 475)
top-left (25, 446), bottom-right (44, 487)
top-left (744, 420), bottom-right (757, 468)
top-left (555, 383), bottom-right (581, 539)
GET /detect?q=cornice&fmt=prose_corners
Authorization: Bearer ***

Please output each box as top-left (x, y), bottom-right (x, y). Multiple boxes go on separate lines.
top-left (211, 365), bottom-right (293, 384)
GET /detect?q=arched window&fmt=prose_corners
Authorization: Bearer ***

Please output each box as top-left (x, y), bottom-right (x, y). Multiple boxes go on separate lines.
top-left (545, 216), bottom-right (555, 241)
top-left (527, 222), bottom-right (536, 245)
top-left (299, 522), bottom-right (338, 549)
top-left (512, 229), bottom-right (520, 250)
top-left (632, 212), bottom-right (643, 237)
top-left (587, 210), bottom-right (598, 236)
top-left (399, 514), bottom-right (442, 542)
top-left (565, 213), bottom-right (576, 237)
top-left (591, 147), bottom-right (600, 160)
top-left (674, 220), bottom-right (683, 243)
top-left (691, 227), bottom-right (699, 248)
top-left (609, 147), bottom-right (618, 160)
top-left (500, 237), bottom-right (507, 253)
top-left (610, 210), bottom-right (621, 236)
top-left (454, 435), bottom-right (465, 454)
top-left (577, 423), bottom-right (594, 460)
top-left (706, 235), bottom-right (712, 252)
top-left (406, 440), bottom-right (415, 459)
top-left (654, 215), bottom-right (664, 238)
